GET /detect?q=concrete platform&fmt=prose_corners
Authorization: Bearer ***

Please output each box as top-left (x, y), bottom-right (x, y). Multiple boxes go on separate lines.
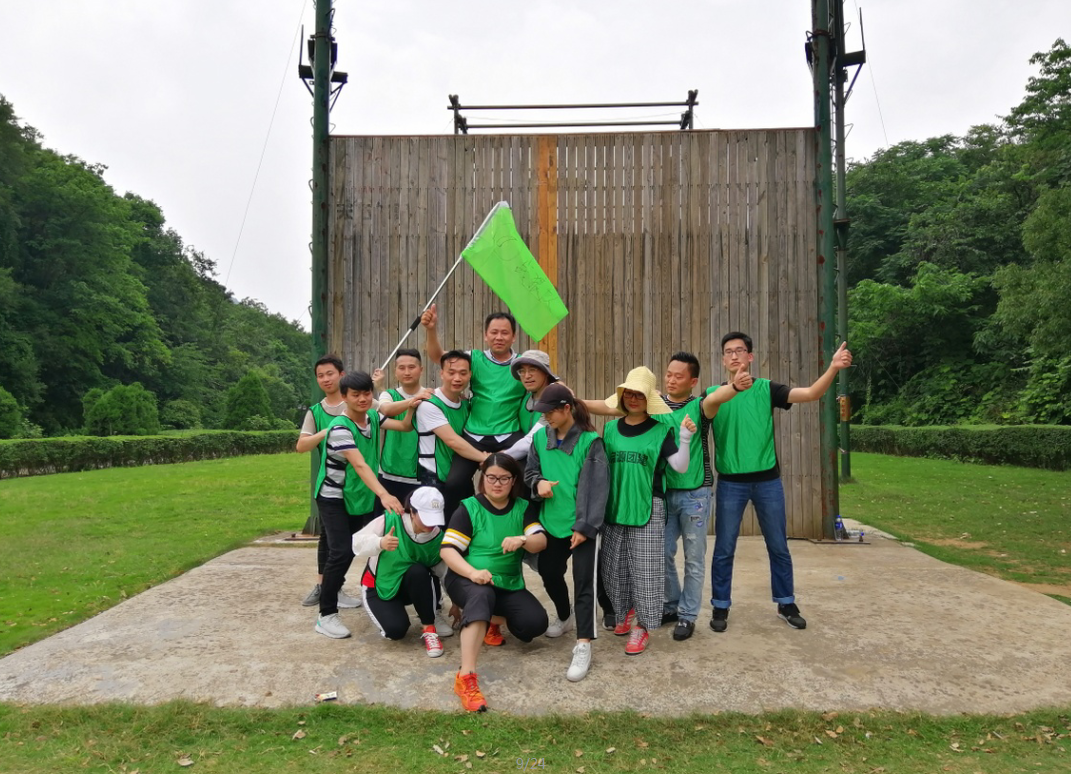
top-left (2, 533), bottom-right (1070, 716)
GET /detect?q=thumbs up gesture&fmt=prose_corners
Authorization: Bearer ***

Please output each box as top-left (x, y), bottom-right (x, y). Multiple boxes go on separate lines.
top-left (380, 525), bottom-right (399, 551)
top-left (732, 362), bottom-right (753, 392)
top-left (681, 415), bottom-right (697, 434)
top-left (537, 479), bottom-right (559, 499)
top-left (831, 341), bottom-right (852, 370)
top-left (420, 303), bottom-right (438, 329)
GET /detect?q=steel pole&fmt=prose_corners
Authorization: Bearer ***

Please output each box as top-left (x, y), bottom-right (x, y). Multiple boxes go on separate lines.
top-left (304, 0), bottom-right (333, 535)
top-left (813, 0), bottom-right (840, 538)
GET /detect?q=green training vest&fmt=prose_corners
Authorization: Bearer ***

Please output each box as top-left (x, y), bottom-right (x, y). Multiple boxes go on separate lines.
top-left (467, 350), bottom-right (527, 436)
top-left (309, 401), bottom-right (337, 453)
top-left (517, 394), bottom-right (538, 434)
top-left (603, 419), bottom-right (671, 527)
top-left (418, 394), bottom-right (470, 481)
top-left (463, 496), bottom-right (529, 591)
top-left (315, 413), bottom-right (381, 515)
top-left (712, 378), bottom-right (777, 476)
top-left (654, 394), bottom-right (708, 491)
top-left (533, 427), bottom-right (598, 538)
top-left (380, 388), bottom-right (418, 479)
top-left (373, 511), bottom-right (443, 600)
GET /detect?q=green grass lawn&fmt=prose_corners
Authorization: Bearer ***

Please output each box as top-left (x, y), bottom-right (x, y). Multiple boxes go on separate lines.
top-left (840, 453), bottom-right (1071, 596)
top-left (1, 452), bottom-right (1070, 773)
top-left (0, 453), bottom-right (309, 656)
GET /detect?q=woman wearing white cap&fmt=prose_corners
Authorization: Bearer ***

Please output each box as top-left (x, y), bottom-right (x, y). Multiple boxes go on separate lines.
top-left (600, 366), bottom-right (696, 656)
top-left (524, 383), bottom-right (609, 681)
top-left (352, 487), bottom-right (454, 658)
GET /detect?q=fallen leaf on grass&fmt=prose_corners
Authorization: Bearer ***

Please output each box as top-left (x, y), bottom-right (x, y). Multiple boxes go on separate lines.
top-left (575, 750), bottom-right (584, 757)
top-left (637, 740), bottom-right (649, 748)
top-left (756, 735), bottom-right (775, 747)
top-left (292, 730), bottom-right (306, 741)
top-left (950, 742), bottom-right (962, 752)
top-left (835, 726), bottom-right (844, 734)
top-left (813, 737), bottom-right (823, 745)
top-left (606, 747), bottom-right (616, 754)
top-left (454, 754), bottom-right (469, 763)
top-left (577, 767), bottom-right (585, 773)
top-left (640, 759), bottom-right (646, 765)
top-left (824, 730), bottom-right (839, 739)
top-left (432, 744), bottom-right (445, 756)
top-left (177, 756), bottom-right (194, 768)
top-left (821, 711), bottom-right (839, 722)
top-left (475, 751), bottom-right (486, 758)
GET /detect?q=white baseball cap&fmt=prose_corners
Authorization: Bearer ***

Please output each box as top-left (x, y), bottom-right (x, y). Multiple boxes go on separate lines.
top-left (408, 486), bottom-right (446, 527)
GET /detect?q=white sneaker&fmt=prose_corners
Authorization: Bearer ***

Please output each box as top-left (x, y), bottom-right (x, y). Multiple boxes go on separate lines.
top-left (315, 613), bottom-right (351, 639)
top-left (545, 613), bottom-right (575, 638)
top-left (434, 610), bottom-right (456, 638)
top-left (566, 642), bottom-right (592, 682)
top-left (421, 627), bottom-right (444, 658)
top-left (337, 589), bottom-right (362, 609)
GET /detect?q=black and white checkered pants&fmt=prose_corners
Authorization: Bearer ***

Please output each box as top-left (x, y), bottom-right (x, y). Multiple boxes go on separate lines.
top-left (600, 497), bottom-right (665, 631)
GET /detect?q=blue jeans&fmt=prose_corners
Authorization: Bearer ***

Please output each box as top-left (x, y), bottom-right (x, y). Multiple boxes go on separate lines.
top-left (663, 487), bottom-right (711, 623)
top-left (710, 477), bottom-right (795, 609)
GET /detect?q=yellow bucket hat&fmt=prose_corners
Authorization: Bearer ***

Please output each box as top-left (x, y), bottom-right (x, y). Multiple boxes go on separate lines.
top-left (604, 366), bottom-right (671, 415)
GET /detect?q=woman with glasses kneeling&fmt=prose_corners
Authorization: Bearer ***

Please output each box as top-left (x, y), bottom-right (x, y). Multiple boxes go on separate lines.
top-left (440, 453), bottom-right (548, 712)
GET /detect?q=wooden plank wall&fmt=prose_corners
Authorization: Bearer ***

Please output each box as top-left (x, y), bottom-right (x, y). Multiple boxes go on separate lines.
top-left (328, 130), bottom-right (821, 538)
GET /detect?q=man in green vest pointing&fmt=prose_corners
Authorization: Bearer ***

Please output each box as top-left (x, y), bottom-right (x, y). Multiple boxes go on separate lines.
top-left (709, 333), bottom-right (852, 633)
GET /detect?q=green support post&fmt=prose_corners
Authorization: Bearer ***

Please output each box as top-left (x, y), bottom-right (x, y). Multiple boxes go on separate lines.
top-left (813, 0), bottom-right (840, 539)
top-left (303, 0), bottom-right (333, 536)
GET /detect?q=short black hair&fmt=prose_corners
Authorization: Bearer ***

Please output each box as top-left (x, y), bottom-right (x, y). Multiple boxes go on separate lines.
top-left (339, 371), bottom-right (374, 394)
top-left (314, 354), bottom-right (344, 372)
top-left (440, 349), bottom-right (472, 368)
top-left (669, 351), bottom-right (700, 379)
top-left (484, 311), bottom-right (517, 334)
top-left (395, 348), bottom-right (422, 363)
top-left (720, 332), bottom-right (753, 353)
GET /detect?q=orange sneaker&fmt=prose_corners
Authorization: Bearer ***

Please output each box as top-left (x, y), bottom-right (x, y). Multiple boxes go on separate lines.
top-left (625, 626), bottom-right (649, 655)
top-left (483, 622), bottom-right (505, 646)
top-left (454, 671), bottom-right (488, 712)
top-left (613, 609), bottom-right (637, 636)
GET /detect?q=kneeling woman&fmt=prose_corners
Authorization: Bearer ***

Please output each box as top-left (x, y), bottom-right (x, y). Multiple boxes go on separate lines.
top-left (352, 486), bottom-right (453, 657)
top-left (440, 454), bottom-right (548, 712)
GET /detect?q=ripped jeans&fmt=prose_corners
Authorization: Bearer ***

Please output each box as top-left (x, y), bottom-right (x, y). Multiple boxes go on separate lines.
top-left (663, 486), bottom-right (712, 623)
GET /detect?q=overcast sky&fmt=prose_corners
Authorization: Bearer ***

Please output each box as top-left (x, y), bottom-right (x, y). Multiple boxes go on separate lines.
top-left (1, 1), bottom-right (1065, 329)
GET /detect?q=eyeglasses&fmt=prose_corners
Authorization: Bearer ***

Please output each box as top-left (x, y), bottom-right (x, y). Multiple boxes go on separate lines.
top-left (723, 347), bottom-right (749, 357)
top-left (484, 474), bottom-right (514, 485)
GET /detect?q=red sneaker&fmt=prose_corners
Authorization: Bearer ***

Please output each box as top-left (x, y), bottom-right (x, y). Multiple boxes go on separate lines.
top-left (421, 625), bottom-right (443, 658)
top-left (625, 626), bottom-right (649, 655)
top-left (613, 609), bottom-right (637, 636)
top-left (454, 671), bottom-right (488, 712)
top-left (483, 622), bottom-right (505, 646)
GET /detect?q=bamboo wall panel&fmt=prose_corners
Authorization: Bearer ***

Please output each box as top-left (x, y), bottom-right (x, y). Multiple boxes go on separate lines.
top-left (329, 130), bottom-right (821, 538)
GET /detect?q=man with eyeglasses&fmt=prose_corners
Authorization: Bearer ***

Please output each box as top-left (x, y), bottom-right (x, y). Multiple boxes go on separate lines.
top-left (709, 332), bottom-right (852, 634)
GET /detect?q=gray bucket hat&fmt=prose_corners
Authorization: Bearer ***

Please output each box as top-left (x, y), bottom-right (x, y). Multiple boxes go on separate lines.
top-left (510, 349), bottom-right (559, 384)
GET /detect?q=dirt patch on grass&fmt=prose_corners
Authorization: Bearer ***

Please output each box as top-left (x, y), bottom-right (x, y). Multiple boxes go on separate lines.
top-left (1014, 581), bottom-right (1071, 598)
top-left (926, 537), bottom-right (989, 550)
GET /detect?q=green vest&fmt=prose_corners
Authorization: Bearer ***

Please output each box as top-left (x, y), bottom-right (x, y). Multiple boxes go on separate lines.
top-left (373, 511), bottom-right (443, 600)
top-left (309, 401), bottom-right (336, 453)
top-left (380, 388), bottom-right (418, 479)
top-left (517, 394), bottom-right (538, 434)
top-left (712, 379), bottom-right (777, 475)
top-left (467, 350), bottom-right (527, 436)
top-left (533, 427), bottom-right (598, 538)
top-left (603, 419), bottom-right (671, 527)
top-left (419, 394), bottom-right (470, 481)
top-left (464, 496), bottom-right (529, 591)
top-left (655, 393), bottom-right (709, 491)
top-left (315, 413), bottom-right (381, 515)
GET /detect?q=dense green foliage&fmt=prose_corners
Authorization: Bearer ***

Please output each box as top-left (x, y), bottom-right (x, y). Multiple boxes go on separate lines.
top-left (0, 96), bottom-right (310, 436)
top-left (0, 386), bottom-right (20, 439)
top-left (224, 370), bottom-right (275, 430)
top-left (0, 430), bottom-right (296, 478)
top-left (83, 382), bottom-right (160, 436)
top-left (846, 39), bottom-right (1071, 426)
top-left (852, 425), bottom-right (1071, 470)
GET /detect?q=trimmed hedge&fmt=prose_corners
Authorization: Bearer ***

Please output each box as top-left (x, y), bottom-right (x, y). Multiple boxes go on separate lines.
top-left (851, 425), bottom-right (1071, 471)
top-left (0, 430), bottom-right (298, 479)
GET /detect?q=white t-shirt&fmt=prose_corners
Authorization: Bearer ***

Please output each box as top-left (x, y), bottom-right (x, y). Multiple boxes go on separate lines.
top-left (414, 388), bottom-right (462, 476)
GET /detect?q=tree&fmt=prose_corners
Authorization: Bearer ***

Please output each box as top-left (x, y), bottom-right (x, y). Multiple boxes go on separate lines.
top-left (84, 383), bottom-right (161, 436)
top-left (223, 371), bottom-right (274, 430)
top-left (0, 386), bottom-right (21, 439)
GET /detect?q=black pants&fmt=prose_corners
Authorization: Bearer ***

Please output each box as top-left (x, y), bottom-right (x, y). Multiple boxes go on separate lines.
top-left (317, 496), bottom-right (372, 616)
top-left (364, 564), bottom-right (439, 639)
top-left (444, 571), bottom-right (548, 643)
top-left (537, 533), bottom-right (598, 639)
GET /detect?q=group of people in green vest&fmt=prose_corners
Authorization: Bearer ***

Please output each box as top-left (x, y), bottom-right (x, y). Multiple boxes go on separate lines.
top-left (296, 306), bottom-right (852, 713)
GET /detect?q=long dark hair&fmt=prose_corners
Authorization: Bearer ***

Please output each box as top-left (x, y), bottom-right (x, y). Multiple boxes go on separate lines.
top-left (570, 399), bottom-right (596, 433)
top-left (478, 453), bottom-right (524, 499)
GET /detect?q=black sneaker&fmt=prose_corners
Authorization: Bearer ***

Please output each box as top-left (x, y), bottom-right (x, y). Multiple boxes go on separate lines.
top-left (672, 620), bottom-right (695, 641)
top-left (709, 607), bottom-right (729, 633)
top-left (777, 603), bottom-right (807, 629)
top-left (602, 612), bottom-right (615, 631)
top-left (661, 611), bottom-right (679, 626)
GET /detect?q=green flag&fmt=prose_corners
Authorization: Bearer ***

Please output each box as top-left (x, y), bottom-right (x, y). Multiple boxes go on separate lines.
top-left (462, 202), bottom-right (568, 341)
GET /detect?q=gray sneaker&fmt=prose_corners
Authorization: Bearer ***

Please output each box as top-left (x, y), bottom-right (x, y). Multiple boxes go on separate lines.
top-left (566, 642), bottom-right (592, 682)
top-left (337, 589), bottom-right (362, 609)
top-left (301, 583), bottom-right (321, 607)
top-left (315, 613), bottom-right (351, 639)
top-left (434, 610), bottom-right (456, 637)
